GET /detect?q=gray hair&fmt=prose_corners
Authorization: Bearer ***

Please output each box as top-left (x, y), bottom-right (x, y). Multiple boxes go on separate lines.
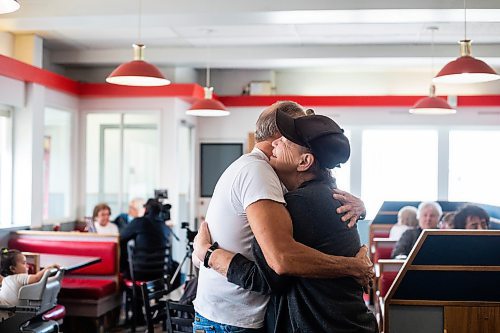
top-left (398, 206), bottom-right (418, 227)
top-left (254, 101), bottom-right (305, 142)
top-left (417, 201), bottom-right (442, 219)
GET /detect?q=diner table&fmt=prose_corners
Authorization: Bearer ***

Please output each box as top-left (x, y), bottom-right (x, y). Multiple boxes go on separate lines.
top-left (39, 253), bottom-right (101, 272)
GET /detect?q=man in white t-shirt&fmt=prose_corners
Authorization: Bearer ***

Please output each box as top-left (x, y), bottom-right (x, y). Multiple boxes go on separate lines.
top-left (193, 101), bottom-right (373, 332)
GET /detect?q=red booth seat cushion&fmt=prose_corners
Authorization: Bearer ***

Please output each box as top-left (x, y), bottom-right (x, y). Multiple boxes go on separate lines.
top-left (8, 238), bottom-right (117, 275)
top-left (42, 305), bottom-right (66, 321)
top-left (60, 278), bottom-right (117, 300)
top-left (379, 271), bottom-right (398, 297)
top-left (373, 247), bottom-right (394, 263)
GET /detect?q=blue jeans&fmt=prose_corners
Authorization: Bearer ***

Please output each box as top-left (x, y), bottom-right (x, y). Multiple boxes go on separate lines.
top-left (193, 312), bottom-right (264, 333)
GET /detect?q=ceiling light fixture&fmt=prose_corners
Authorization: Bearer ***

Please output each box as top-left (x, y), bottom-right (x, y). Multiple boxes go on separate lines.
top-left (0, 0), bottom-right (20, 14)
top-left (433, 0), bottom-right (500, 84)
top-left (411, 27), bottom-right (456, 115)
top-left (187, 30), bottom-right (229, 117)
top-left (409, 85), bottom-right (456, 115)
top-left (106, 0), bottom-right (170, 86)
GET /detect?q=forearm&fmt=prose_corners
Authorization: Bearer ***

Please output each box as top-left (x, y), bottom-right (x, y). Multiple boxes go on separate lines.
top-left (271, 240), bottom-right (361, 278)
top-left (207, 248), bottom-right (235, 277)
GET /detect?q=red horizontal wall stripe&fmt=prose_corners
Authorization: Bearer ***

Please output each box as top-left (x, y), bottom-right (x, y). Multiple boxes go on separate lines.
top-left (459, 95), bottom-right (500, 106)
top-left (79, 83), bottom-right (205, 100)
top-left (0, 55), bottom-right (79, 95)
top-left (218, 95), bottom-right (429, 107)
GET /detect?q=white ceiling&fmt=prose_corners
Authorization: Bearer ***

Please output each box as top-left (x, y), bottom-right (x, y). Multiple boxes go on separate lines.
top-left (1, 0), bottom-right (500, 71)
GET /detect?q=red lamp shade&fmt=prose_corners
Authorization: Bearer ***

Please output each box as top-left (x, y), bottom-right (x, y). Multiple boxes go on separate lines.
top-left (433, 40), bottom-right (500, 84)
top-left (106, 44), bottom-right (170, 86)
top-left (186, 87), bottom-right (230, 117)
top-left (409, 85), bottom-right (456, 115)
top-left (0, 0), bottom-right (20, 14)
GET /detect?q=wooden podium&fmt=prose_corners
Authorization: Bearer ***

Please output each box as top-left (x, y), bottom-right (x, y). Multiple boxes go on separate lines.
top-left (384, 230), bottom-right (500, 333)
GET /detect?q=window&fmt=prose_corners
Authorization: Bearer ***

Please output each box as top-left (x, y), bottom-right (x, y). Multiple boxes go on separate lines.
top-left (449, 130), bottom-right (500, 206)
top-left (43, 108), bottom-right (72, 221)
top-left (361, 129), bottom-right (438, 219)
top-left (0, 106), bottom-right (12, 227)
top-left (86, 112), bottom-right (159, 217)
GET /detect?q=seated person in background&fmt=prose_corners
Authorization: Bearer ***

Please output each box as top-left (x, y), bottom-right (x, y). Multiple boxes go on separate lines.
top-left (0, 248), bottom-right (59, 306)
top-left (391, 201), bottom-right (442, 259)
top-left (439, 212), bottom-right (456, 229)
top-left (112, 198), bottom-right (145, 232)
top-left (389, 206), bottom-right (418, 240)
top-left (93, 203), bottom-right (119, 235)
top-left (453, 205), bottom-right (489, 230)
top-left (120, 199), bottom-right (172, 280)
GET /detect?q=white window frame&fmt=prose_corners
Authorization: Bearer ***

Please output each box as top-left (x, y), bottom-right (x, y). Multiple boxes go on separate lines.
top-left (81, 109), bottom-right (162, 217)
top-left (0, 106), bottom-right (13, 228)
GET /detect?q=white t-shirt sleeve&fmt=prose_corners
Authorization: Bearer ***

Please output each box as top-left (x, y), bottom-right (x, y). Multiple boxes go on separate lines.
top-left (15, 273), bottom-right (30, 286)
top-left (233, 160), bottom-right (285, 210)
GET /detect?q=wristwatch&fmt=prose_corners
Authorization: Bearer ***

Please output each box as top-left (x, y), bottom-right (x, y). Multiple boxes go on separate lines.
top-left (203, 242), bottom-right (219, 268)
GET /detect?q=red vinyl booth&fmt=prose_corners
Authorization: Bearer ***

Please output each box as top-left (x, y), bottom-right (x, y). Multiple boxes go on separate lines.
top-left (9, 231), bottom-right (121, 319)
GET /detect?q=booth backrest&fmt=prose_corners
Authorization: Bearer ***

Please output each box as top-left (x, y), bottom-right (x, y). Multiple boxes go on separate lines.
top-left (379, 271), bottom-right (398, 298)
top-left (8, 232), bottom-right (118, 276)
top-left (371, 238), bottom-right (397, 263)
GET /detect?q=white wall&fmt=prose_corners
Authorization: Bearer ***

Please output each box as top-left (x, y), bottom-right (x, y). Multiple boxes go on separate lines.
top-left (0, 32), bottom-right (14, 58)
top-left (207, 69), bottom-right (500, 96)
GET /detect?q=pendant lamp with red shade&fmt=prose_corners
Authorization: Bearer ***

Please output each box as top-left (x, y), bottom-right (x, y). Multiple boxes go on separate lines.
top-left (410, 27), bottom-right (456, 115)
top-left (187, 30), bottom-right (229, 117)
top-left (106, 0), bottom-right (170, 86)
top-left (433, 0), bottom-right (500, 84)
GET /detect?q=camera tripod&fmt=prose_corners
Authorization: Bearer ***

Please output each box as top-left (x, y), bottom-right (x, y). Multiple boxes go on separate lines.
top-left (170, 240), bottom-right (196, 286)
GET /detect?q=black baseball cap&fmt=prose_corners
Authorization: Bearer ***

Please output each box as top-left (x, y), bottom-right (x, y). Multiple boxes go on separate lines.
top-left (275, 109), bottom-right (350, 168)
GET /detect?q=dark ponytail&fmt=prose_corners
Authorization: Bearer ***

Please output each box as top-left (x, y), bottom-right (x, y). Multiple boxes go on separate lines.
top-left (1, 248), bottom-right (21, 277)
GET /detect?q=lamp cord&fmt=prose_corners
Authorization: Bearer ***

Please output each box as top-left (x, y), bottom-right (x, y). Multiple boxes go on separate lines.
top-left (206, 30), bottom-right (212, 88)
top-left (138, 0), bottom-right (143, 44)
top-left (431, 27), bottom-right (435, 80)
top-left (463, 0), bottom-right (467, 40)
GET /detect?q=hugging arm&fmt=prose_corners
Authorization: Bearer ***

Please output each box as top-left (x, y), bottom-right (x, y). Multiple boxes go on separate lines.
top-left (196, 199), bottom-right (374, 289)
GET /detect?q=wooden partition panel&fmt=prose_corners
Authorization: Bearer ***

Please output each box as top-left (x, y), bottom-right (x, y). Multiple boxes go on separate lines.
top-left (444, 306), bottom-right (500, 333)
top-left (384, 230), bottom-right (500, 333)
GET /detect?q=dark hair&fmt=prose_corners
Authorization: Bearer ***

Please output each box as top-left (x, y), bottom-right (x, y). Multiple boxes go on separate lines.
top-left (144, 198), bottom-right (162, 216)
top-left (92, 203), bottom-right (111, 221)
top-left (1, 248), bottom-right (22, 277)
top-left (453, 205), bottom-right (490, 229)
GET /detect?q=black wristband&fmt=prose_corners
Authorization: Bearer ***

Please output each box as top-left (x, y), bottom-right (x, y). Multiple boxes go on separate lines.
top-left (203, 242), bottom-right (219, 268)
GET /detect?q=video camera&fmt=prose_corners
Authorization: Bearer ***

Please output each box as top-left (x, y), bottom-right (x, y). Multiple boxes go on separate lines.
top-left (154, 189), bottom-right (172, 222)
top-left (181, 222), bottom-right (198, 244)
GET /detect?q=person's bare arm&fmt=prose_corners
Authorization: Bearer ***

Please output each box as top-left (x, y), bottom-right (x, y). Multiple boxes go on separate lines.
top-left (27, 264), bottom-right (59, 284)
top-left (334, 189), bottom-right (366, 228)
top-left (245, 199), bottom-right (372, 282)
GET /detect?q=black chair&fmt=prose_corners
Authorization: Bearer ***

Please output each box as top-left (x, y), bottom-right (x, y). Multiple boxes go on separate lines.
top-left (124, 243), bottom-right (171, 332)
top-left (140, 278), bottom-right (171, 333)
top-left (165, 301), bottom-right (194, 333)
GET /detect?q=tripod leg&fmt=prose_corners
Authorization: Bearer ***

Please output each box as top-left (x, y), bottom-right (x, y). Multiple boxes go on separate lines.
top-left (170, 253), bottom-right (189, 286)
